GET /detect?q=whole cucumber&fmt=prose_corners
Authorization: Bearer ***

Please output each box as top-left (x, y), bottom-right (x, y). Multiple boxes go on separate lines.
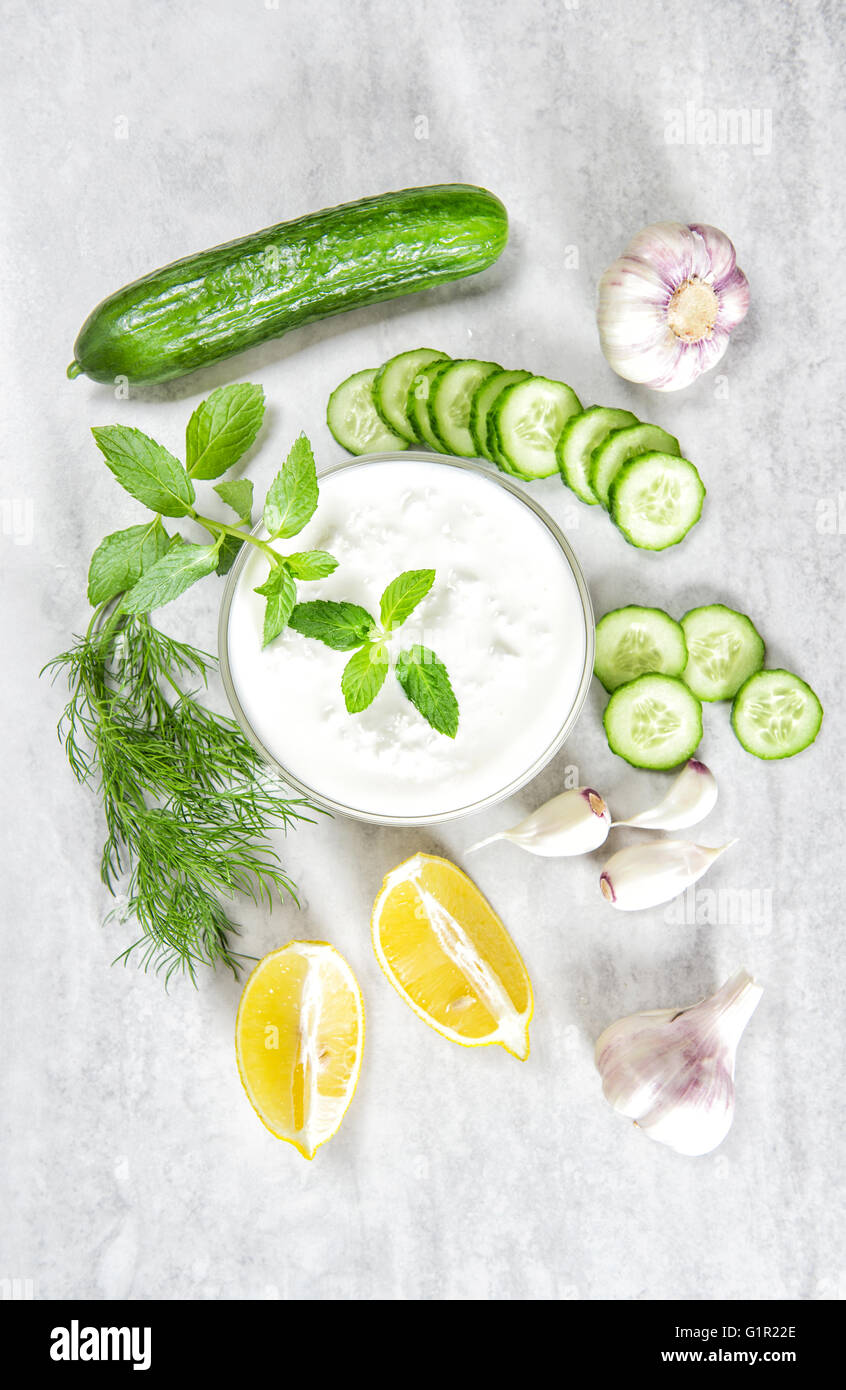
top-left (68, 184), bottom-right (508, 386)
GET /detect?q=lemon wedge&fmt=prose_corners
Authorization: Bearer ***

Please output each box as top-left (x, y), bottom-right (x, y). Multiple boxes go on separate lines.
top-left (235, 941), bottom-right (364, 1159)
top-left (371, 853), bottom-right (533, 1059)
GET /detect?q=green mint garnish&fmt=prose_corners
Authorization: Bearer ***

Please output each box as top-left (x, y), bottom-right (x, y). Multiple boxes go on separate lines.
top-left (290, 569), bottom-right (459, 737)
top-left (119, 540), bottom-right (221, 615)
top-left (263, 434), bottom-right (319, 539)
top-left (379, 568), bottom-right (435, 631)
top-left (87, 518), bottom-right (171, 607)
top-left (254, 564), bottom-right (297, 647)
top-left (288, 600), bottom-right (375, 651)
top-left (87, 395), bottom-right (334, 637)
top-left (286, 550), bottom-right (338, 580)
top-left (91, 424), bottom-right (195, 517)
top-left (341, 642), bottom-right (390, 713)
top-left (186, 383), bottom-right (265, 480)
top-left (214, 478), bottom-right (254, 525)
top-left (396, 645), bottom-right (459, 739)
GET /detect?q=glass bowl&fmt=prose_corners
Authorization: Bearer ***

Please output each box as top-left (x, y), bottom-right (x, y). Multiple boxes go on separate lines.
top-left (218, 452), bottom-right (594, 827)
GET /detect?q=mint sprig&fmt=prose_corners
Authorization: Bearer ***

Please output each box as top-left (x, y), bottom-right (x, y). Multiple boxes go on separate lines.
top-left (87, 388), bottom-right (335, 644)
top-left (290, 569), bottom-right (459, 737)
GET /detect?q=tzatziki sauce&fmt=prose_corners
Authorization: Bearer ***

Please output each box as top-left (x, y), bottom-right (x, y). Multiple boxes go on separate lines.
top-left (224, 456), bottom-right (589, 820)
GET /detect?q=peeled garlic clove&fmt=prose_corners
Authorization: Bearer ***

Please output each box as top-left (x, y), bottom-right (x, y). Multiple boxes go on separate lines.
top-left (595, 967), bottom-right (763, 1155)
top-left (613, 759), bottom-right (718, 831)
top-left (467, 788), bottom-right (611, 858)
top-left (597, 221), bottom-right (750, 392)
top-left (599, 838), bottom-right (736, 910)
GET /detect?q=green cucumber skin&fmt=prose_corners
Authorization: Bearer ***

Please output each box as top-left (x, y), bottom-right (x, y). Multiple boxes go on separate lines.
top-left (69, 185), bottom-right (508, 386)
top-left (731, 669), bottom-right (823, 760)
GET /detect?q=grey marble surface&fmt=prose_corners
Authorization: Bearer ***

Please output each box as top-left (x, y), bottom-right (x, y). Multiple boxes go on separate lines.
top-left (2, 0), bottom-right (844, 1301)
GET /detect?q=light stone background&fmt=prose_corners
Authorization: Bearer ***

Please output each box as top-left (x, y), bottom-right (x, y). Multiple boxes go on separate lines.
top-left (1, 0), bottom-right (844, 1302)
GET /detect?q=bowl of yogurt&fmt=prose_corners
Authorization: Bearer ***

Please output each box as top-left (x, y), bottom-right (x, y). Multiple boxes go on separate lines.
top-left (219, 453), bottom-right (593, 825)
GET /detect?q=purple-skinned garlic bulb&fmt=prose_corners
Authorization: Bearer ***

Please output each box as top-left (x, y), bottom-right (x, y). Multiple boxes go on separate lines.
top-left (597, 222), bottom-right (750, 391)
top-left (595, 968), bottom-right (763, 1155)
top-left (466, 787), bottom-right (611, 858)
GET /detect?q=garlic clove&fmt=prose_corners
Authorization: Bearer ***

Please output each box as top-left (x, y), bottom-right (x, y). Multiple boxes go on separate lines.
top-left (466, 787), bottom-right (611, 858)
top-left (595, 968), bottom-right (763, 1155)
top-left (599, 838), bottom-right (736, 911)
top-left (613, 759), bottom-right (718, 832)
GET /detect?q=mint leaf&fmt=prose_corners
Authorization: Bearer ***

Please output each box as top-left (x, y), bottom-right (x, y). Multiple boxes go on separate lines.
top-left (341, 643), bottom-right (389, 713)
top-left (396, 645), bottom-right (459, 738)
top-left (215, 533), bottom-right (245, 576)
top-left (186, 383), bottom-right (265, 480)
top-left (214, 478), bottom-right (254, 524)
top-left (254, 563), bottom-right (296, 647)
top-left (286, 550), bottom-right (338, 581)
top-left (91, 425), bottom-right (194, 517)
top-left (87, 518), bottom-right (170, 606)
top-left (380, 568), bottom-right (435, 631)
top-left (119, 541), bottom-right (219, 615)
top-left (263, 434), bottom-right (318, 539)
top-left (289, 600), bottom-right (375, 651)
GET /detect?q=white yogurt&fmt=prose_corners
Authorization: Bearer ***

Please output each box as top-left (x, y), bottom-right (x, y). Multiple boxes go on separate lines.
top-left (223, 457), bottom-right (589, 820)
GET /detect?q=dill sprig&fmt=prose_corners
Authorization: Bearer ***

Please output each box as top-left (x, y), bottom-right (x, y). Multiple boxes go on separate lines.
top-left (44, 605), bottom-right (319, 983)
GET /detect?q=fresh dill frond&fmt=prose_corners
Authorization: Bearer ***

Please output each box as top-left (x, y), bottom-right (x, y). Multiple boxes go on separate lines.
top-left (44, 610), bottom-right (319, 984)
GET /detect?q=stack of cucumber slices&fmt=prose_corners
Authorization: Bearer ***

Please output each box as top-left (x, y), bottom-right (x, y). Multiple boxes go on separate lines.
top-left (595, 603), bottom-right (823, 768)
top-left (327, 348), bottom-right (706, 550)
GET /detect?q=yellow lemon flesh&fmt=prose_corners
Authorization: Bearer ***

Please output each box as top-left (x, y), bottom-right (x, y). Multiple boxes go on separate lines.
top-left (371, 853), bottom-right (533, 1059)
top-left (235, 941), bottom-right (364, 1159)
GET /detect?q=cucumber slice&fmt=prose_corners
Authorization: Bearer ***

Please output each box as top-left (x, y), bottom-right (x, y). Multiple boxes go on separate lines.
top-left (610, 452), bottom-right (705, 551)
top-left (471, 368), bottom-right (531, 461)
top-left (591, 423), bottom-right (681, 510)
top-left (680, 604), bottom-right (765, 702)
top-left (594, 606), bottom-right (687, 693)
top-left (373, 348), bottom-right (448, 442)
top-left (604, 674), bottom-right (703, 770)
top-left (732, 669), bottom-right (823, 760)
top-left (406, 361), bottom-right (452, 451)
top-left (491, 376), bottom-right (582, 480)
top-left (327, 368), bottom-right (410, 455)
top-left (557, 406), bottom-right (638, 505)
top-left (428, 358), bottom-right (501, 456)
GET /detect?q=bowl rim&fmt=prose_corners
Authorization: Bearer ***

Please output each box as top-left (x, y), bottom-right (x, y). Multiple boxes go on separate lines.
top-left (218, 451), bottom-right (595, 827)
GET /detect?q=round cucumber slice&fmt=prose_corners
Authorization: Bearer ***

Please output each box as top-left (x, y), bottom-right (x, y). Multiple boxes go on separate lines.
top-left (594, 606), bottom-right (687, 693)
top-left (732, 669), bottom-right (823, 760)
top-left (429, 359), bottom-right (501, 456)
top-left (491, 376), bottom-right (582, 480)
top-left (591, 423), bottom-right (681, 510)
top-left (327, 368), bottom-right (410, 455)
top-left (681, 604), bottom-right (765, 701)
top-left (604, 674), bottom-right (703, 770)
top-left (557, 406), bottom-right (638, 505)
top-left (471, 368), bottom-right (531, 461)
top-left (610, 452), bottom-right (705, 550)
top-left (406, 361), bottom-right (452, 451)
top-left (373, 348), bottom-right (448, 442)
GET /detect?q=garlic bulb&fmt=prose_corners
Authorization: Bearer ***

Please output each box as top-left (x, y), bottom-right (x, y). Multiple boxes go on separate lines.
top-left (613, 759), bottom-right (718, 831)
top-left (599, 838), bottom-right (735, 910)
top-left (595, 967), bottom-right (763, 1155)
top-left (466, 788), bottom-right (611, 857)
top-left (597, 222), bottom-right (750, 391)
